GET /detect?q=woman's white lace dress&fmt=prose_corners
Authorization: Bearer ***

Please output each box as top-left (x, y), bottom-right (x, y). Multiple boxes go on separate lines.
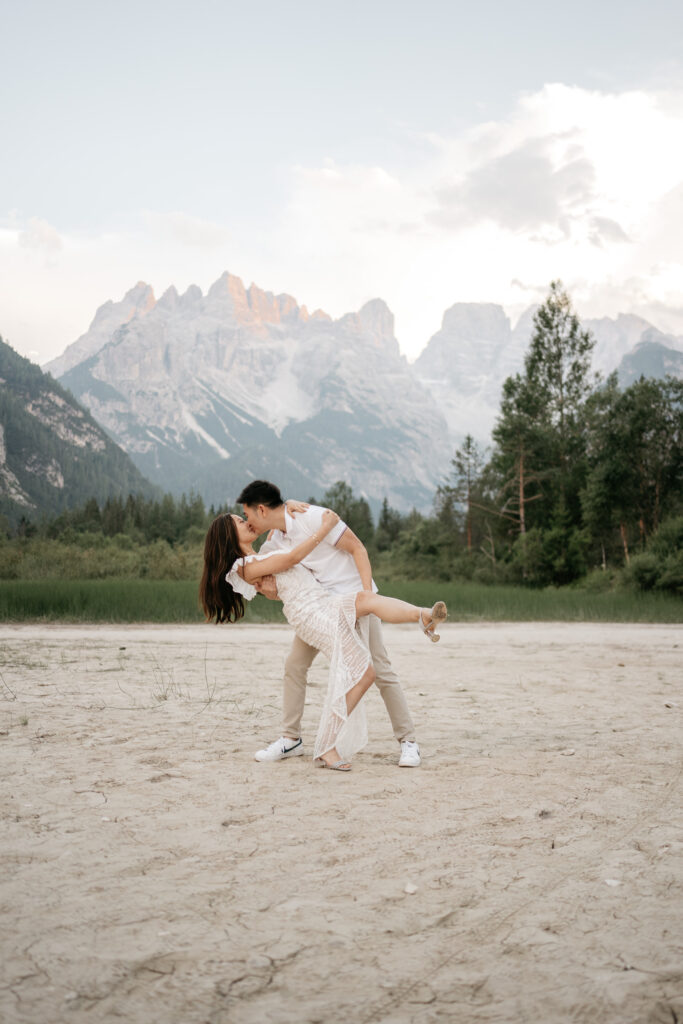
top-left (227, 555), bottom-right (370, 761)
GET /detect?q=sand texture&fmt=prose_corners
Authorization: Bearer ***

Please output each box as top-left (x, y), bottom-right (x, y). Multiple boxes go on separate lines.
top-left (1, 622), bottom-right (682, 1024)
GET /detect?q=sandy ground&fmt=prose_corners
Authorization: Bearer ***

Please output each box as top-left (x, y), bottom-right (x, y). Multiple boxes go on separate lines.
top-left (0, 621), bottom-right (682, 1024)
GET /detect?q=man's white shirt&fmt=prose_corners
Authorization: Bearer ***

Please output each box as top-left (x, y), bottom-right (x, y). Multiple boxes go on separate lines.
top-left (259, 505), bottom-right (377, 595)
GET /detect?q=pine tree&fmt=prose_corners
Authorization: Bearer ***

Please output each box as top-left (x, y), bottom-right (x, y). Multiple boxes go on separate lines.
top-left (490, 283), bottom-right (600, 577)
top-left (376, 498), bottom-right (403, 551)
top-left (491, 373), bottom-right (547, 539)
top-left (523, 280), bottom-right (597, 512)
top-left (450, 434), bottom-right (485, 552)
top-left (322, 481), bottom-right (374, 543)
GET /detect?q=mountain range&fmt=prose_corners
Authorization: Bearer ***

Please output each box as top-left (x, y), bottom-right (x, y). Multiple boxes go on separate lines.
top-left (43, 273), bottom-right (683, 514)
top-left (49, 275), bottom-right (450, 512)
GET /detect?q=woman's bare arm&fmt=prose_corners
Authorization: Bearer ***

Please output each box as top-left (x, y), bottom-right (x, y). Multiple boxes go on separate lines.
top-left (241, 510), bottom-right (339, 582)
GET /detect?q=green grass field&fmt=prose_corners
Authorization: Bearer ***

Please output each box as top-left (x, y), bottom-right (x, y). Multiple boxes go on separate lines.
top-left (0, 579), bottom-right (680, 623)
top-left (383, 580), bottom-right (682, 623)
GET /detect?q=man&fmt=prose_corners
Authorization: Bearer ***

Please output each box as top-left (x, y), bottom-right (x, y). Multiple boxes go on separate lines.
top-left (238, 480), bottom-right (421, 767)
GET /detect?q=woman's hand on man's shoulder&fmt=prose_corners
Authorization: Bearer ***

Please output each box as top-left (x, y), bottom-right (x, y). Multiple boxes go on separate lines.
top-left (285, 499), bottom-right (310, 517)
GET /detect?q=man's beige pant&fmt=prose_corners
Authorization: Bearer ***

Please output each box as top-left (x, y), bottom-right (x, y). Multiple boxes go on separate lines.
top-left (282, 614), bottom-right (416, 743)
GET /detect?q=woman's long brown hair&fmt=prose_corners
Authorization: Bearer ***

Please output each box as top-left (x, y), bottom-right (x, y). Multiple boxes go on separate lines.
top-left (199, 514), bottom-right (246, 623)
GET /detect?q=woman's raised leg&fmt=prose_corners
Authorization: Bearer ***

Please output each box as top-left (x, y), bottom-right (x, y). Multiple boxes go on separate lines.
top-left (355, 592), bottom-right (447, 634)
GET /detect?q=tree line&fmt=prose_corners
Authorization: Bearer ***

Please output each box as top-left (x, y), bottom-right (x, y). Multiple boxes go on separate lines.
top-left (8, 491), bottom-right (216, 546)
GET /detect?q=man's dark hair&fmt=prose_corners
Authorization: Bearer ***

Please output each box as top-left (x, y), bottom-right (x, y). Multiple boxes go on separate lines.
top-left (237, 480), bottom-right (284, 508)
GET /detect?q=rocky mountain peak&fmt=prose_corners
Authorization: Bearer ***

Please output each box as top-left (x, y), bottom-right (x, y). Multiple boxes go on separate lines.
top-left (181, 284), bottom-right (203, 307)
top-left (46, 281), bottom-right (157, 379)
top-left (205, 273), bottom-right (322, 328)
top-left (357, 299), bottom-right (396, 348)
top-left (123, 281), bottom-right (156, 312)
top-left (414, 302), bottom-right (512, 390)
top-left (336, 299), bottom-right (398, 353)
top-left (90, 281), bottom-right (155, 331)
top-left (247, 282), bottom-right (299, 325)
top-left (156, 285), bottom-right (180, 312)
top-left (276, 293), bottom-right (302, 321)
top-left (511, 305), bottom-right (539, 338)
top-left (206, 271), bottom-right (249, 314)
top-left (440, 302), bottom-right (510, 338)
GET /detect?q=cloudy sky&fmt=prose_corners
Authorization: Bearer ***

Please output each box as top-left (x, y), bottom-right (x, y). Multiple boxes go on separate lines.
top-left (2, 0), bottom-right (683, 364)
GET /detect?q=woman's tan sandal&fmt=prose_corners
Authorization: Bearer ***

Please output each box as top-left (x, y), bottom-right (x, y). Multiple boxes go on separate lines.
top-left (315, 758), bottom-right (352, 771)
top-left (420, 601), bottom-right (448, 643)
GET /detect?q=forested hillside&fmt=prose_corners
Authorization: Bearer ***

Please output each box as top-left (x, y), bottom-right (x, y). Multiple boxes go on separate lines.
top-left (0, 336), bottom-right (157, 526)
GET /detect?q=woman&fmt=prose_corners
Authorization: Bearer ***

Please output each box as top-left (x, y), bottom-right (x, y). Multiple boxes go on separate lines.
top-left (200, 511), bottom-right (447, 771)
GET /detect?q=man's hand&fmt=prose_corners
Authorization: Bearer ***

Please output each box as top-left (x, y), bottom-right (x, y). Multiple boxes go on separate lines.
top-left (320, 508), bottom-right (340, 533)
top-left (254, 574), bottom-right (280, 601)
top-left (336, 528), bottom-right (374, 592)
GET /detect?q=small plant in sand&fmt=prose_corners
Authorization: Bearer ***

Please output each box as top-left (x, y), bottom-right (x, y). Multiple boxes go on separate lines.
top-left (0, 671), bottom-right (16, 701)
top-left (150, 657), bottom-right (188, 703)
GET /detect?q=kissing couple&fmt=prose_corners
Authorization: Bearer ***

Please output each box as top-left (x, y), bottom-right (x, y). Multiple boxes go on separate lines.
top-left (200, 480), bottom-right (447, 772)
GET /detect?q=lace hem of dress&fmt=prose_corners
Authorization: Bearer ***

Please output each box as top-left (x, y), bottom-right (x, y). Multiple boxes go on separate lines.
top-left (312, 594), bottom-right (371, 761)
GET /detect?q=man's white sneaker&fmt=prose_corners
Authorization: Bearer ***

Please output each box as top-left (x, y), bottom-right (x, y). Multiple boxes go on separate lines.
top-left (398, 740), bottom-right (421, 767)
top-left (254, 737), bottom-right (304, 762)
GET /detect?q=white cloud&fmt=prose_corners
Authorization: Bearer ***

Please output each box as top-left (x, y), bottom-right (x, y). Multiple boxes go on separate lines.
top-left (142, 211), bottom-right (231, 248)
top-left (589, 217), bottom-right (631, 247)
top-left (430, 136), bottom-right (597, 235)
top-left (18, 217), bottom-right (63, 256)
top-left (271, 83), bottom-right (683, 353)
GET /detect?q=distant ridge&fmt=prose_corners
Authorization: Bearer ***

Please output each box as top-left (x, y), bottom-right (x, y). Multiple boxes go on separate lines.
top-left (617, 336), bottom-right (683, 388)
